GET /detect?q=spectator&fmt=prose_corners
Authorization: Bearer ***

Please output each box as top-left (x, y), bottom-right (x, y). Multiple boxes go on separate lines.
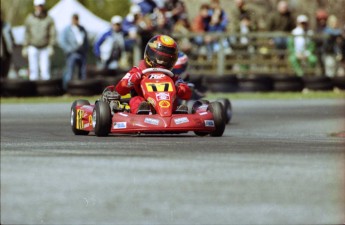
top-left (314, 9), bottom-right (329, 75)
top-left (122, 4), bottom-right (152, 53)
top-left (191, 4), bottom-right (209, 34)
top-left (205, 0), bottom-right (229, 55)
top-left (322, 15), bottom-right (342, 77)
top-left (94, 15), bottom-right (125, 72)
top-left (153, 9), bottom-right (171, 35)
top-left (190, 4), bottom-right (210, 55)
top-left (238, 14), bottom-right (254, 45)
top-left (229, 0), bottom-right (257, 34)
top-left (173, 16), bottom-right (193, 53)
top-left (288, 15), bottom-right (317, 77)
top-left (207, 0), bottom-right (228, 32)
top-left (267, 0), bottom-right (295, 49)
top-left (231, 12), bottom-right (256, 46)
top-left (163, 0), bottom-right (187, 25)
top-left (22, 0), bottom-right (56, 81)
top-left (315, 9), bottom-right (329, 33)
top-left (340, 25), bottom-right (345, 76)
top-left (59, 14), bottom-right (88, 91)
top-left (1, 12), bottom-right (15, 80)
top-left (136, 0), bottom-right (157, 15)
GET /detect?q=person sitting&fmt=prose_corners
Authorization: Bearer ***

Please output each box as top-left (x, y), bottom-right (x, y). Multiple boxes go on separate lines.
top-left (114, 35), bottom-right (192, 114)
top-left (288, 15), bottom-right (317, 76)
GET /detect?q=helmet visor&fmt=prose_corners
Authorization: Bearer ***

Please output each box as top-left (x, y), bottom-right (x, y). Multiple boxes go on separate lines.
top-left (146, 45), bottom-right (177, 70)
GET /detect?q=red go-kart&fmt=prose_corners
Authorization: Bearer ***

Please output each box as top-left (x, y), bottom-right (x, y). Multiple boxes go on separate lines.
top-left (70, 68), bottom-right (226, 137)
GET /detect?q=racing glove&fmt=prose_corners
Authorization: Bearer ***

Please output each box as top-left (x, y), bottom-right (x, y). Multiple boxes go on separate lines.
top-left (176, 82), bottom-right (192, 100)
top-left (127, 67), bottom-right (142, 87)
top-left (175, 77), bottom-right (184, 87)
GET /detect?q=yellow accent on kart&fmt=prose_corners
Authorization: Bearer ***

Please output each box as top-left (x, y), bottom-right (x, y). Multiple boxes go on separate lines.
top-left (159, 100), bottom-right (170, 108)
top-left (145, 82), bottom-right (173, 92)
top-left (76, 109), bottom-right (84, 129)
top-left (88, 115), bottom-right (92, 125)
top-left (121, 93), bottom-right (131, 99)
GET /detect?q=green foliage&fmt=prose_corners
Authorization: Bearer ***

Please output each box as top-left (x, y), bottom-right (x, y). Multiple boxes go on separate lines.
top-left (79, 0), bottom-right (130, 20)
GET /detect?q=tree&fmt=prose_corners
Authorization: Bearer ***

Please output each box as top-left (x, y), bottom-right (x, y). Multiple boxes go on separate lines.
top-left (0, 0), bottom-right (130, 26)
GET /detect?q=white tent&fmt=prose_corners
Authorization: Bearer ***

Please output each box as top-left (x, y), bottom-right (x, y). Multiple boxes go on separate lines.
top-left (12, 0), bottom-right (110, 44)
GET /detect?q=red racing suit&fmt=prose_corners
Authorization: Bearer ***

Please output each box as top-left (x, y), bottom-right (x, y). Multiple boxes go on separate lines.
top-left (115, 60), bottom-right (192, 113)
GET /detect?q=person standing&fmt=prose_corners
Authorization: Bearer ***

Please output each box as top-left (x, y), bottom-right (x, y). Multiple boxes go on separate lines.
top-left (59, 14), bottom-right (88, 90)
top-left (22, 0), bottom-right (56, 81)
top-left (1, 12), bottom-right (14, 79)
top-left (94, 15), bottom-right (125, 72)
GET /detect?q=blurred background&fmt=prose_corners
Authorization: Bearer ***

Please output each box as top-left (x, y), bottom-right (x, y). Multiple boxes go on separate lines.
top-left (1, 0), bottom-right (344, 28)
top-left (1, 0), bottom-right (345, 96)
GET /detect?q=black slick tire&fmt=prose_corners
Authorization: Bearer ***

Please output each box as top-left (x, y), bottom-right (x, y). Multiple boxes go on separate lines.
top-left (216, 98), bottom-right (232, 124)
top-left (92, 101), bottom-right (111, 137)
top-left (209, 101), bottom-right (226, 137)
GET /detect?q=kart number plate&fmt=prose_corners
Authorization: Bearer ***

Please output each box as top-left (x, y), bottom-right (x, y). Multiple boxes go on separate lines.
top-left (145, 83), bottom-right (173, 92)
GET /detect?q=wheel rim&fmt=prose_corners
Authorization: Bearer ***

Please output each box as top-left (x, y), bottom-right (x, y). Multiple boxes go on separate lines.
top-left (92, 110), bottom-right (97, 128)
top-left (70, 110), bottom-right (74, 126)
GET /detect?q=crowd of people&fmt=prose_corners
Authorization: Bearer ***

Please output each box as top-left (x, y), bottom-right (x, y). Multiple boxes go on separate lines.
top-left (1, 0), bottom-right (345, 86)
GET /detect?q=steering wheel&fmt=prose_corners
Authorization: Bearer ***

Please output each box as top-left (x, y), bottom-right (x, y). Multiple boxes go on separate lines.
top-left (142, 68), bottom-right (175, 78)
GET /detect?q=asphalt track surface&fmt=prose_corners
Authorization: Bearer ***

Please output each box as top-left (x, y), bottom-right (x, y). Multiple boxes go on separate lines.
top-left (1, 99), bottom-right (345, 225)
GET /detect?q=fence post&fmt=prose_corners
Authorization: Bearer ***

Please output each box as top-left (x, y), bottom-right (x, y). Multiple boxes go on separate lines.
top-left (217, 37), bottom-right (225, 76)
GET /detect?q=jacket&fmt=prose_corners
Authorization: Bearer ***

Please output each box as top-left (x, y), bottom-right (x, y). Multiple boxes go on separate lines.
top-left (24, 12), bottom-right (56, 48)
top-left (59, 24), bottom-right (88, 55)
top-left (93, 29), bottom-right (125, 60)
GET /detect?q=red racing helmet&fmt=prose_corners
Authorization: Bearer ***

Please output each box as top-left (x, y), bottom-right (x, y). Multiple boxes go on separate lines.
top-left (144, 35), bottom-right (178, 70)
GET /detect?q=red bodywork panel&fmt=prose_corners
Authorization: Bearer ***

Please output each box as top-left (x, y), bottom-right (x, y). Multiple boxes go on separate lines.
top-left (76, 104), bottom-right (216, 134)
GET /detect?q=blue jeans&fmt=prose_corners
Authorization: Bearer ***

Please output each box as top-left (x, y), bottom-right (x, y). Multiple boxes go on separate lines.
top-left (63, 52), bottom-right (86, 90)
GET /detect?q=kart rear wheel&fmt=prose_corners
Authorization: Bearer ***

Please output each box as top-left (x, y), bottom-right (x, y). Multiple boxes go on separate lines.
top-left (216, 98), bottom-right (232, 124)
top-left (71, 99), bottom-right (90, 135)
top-left (209, 102), bottom-right (226, 137)
top-left (188, 100), bottom-right (209, 114)
top-left (93, 101), bottom-right (111, 137)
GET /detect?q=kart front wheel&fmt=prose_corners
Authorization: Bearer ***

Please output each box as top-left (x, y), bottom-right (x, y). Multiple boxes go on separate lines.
top-left (209, 102), bottom-right (226, 137)
top-left (93, 101), bottom-right (111, 137)
top-left (71, 99), bottom-right (90, 135)
top-left (216, 98), bottom-right (232, 124)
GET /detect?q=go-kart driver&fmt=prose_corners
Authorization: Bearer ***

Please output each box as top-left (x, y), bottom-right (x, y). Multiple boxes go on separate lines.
top-left (172, 51), bottom-right (205, 100)
top-left (115, 35), bottom-right (192, 114)
top-left (172, 51), bottom-right (189, 80)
